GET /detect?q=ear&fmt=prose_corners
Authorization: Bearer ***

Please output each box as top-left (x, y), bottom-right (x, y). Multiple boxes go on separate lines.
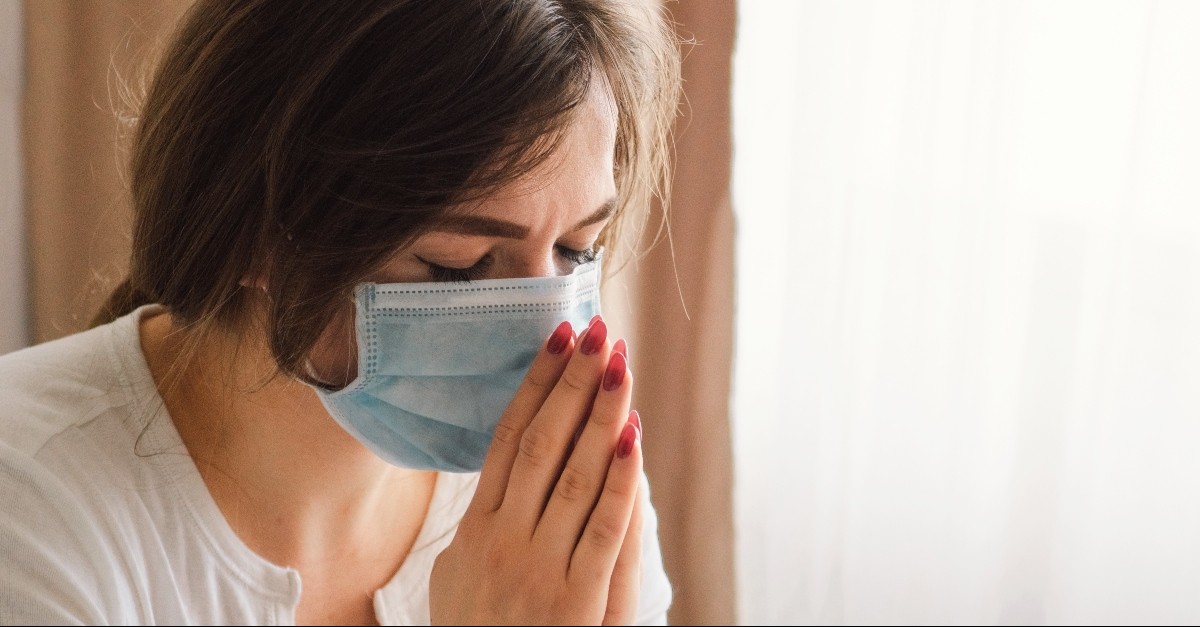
top-left (241, 248), bottom-right (280, 290)
top-left (238, 274), bottom-right (268, 290)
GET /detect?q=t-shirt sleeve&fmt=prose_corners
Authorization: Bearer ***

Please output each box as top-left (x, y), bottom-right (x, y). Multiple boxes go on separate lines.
top-left (635, 473), bottom-right (674, 626)
top-left (0, 442), bottom-right (132, 625)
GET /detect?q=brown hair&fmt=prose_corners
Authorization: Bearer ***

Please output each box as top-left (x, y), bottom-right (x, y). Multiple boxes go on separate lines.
top-left (93, 0), bottom-right (680, 381)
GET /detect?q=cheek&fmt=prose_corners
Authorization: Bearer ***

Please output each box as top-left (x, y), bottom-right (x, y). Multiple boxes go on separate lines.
top-left (305, 306), bottom-right (359, 389)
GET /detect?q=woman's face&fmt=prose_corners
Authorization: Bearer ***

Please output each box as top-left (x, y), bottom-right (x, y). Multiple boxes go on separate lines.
top-left (306, 83), bottom-right (619, 387)
top-left (383, 85), bottom-right (618, 284)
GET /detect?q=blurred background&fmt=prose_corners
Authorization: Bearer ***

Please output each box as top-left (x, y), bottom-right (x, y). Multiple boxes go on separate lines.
top-left (4, 1), bottom-right (1200, 625)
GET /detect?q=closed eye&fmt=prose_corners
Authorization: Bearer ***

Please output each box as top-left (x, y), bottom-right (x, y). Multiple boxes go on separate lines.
top-left (417, 254), bottom-right (493, 283)
top-left (417, 246), bottom-right (596, 283)
top-left (557, 245), bottom-right (597, 266)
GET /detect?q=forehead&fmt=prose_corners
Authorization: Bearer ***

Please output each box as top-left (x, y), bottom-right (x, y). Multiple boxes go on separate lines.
top-left (467, 80), bottom-right (618, 222)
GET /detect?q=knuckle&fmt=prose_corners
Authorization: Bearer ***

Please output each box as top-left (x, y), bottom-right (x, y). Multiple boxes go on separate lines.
top-left (585, 512), bottom-right (627, 548)
top-left (558, 365), bottom-right (595, 394)
top-left (602, 474), bottom-right (637, 502)
top-left (517, 424), bottom-right (559, 467)
top-left (491, 421), bottom-right (522, 447)
top-left (524, 368), bottom-right (557, 393)
top-left (484, 541), bottom-right (508, 572)
top-left (586, 404), bottom-right (622, 429)
top-left (555, 465), bottom-right (595, 503)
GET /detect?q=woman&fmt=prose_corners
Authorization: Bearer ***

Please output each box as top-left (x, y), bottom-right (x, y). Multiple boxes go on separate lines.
top-left (0, 0), bottom-right (681, 624)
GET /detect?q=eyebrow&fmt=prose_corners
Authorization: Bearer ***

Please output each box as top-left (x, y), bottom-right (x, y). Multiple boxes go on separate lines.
top-left (431, 197), bottom-right (618, 239)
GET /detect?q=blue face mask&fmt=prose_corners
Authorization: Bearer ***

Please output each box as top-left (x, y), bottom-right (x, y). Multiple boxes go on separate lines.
top-left (314, 256), bottom-right (603, 472)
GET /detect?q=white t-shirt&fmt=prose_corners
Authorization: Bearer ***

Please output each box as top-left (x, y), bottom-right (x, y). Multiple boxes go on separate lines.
top-left (0, 306), bottom-right (672, 625)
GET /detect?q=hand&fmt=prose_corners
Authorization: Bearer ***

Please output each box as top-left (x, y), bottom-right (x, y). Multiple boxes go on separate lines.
top-left (430, 316), bottom-right (644, 625)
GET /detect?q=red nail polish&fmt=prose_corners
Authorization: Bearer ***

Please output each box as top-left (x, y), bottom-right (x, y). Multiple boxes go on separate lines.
top-left (580, 318), bottom-right (607, 355)
top-left (546, 321), bottom-right (573, 354)
top-left (616, 422), bottom-right (637, 459)
top-left (628, 409), bottom-right (641, 440)
top-left (613, 338), bottom-right (628, 360)
top-left (603, 351), bottom-right (626, 391)
top-left (589, 314), bottom-right (602, 327)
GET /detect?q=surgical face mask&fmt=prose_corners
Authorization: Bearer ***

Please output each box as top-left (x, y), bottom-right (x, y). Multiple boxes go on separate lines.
top-left (314, 256), bottom-right (603, 473)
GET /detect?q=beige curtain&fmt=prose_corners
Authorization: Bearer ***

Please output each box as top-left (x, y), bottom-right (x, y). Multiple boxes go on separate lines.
top-left (24, 0), bottom-right (191, 342)
top-left (23, 1), bottom-right (737, 623)
top-left (631, 2), bottom-right (737, 625)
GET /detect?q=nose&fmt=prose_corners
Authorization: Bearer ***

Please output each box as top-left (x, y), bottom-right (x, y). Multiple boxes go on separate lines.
top-left (505, 250), bottom-right (564, 279)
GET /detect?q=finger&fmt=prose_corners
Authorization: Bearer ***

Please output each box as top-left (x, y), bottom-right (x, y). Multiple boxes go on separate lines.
top-left (568, 416), bottom-right (641, 586)
top-left (470, 320), bottom-right (575, 516)
top-left (502, 316), bottom-right (611, 522)
top-left (536, 349), bottom-right (632, 551)
top-left (602, 480), bottom-right (644, 626)
top-left (567, 333), bottom-right (624, 453)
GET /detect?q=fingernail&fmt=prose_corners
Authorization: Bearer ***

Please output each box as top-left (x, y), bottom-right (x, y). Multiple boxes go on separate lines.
top-left (616, 422), bottom-right (638, 459)
top-left (603, 351), bottom-right (626, 391)
top-left (546, 321), bottom-right (573, 354)
top-left (613, 338), bottom-right (628, 360)
top-left (628, 409), bottom-right (641, 440)
top-left (580, 317), bottom-right (607, 355)
top-left (589, 314), bottom-right (602, 327)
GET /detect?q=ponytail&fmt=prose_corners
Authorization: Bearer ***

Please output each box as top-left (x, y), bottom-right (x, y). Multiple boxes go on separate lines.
top-left (90, 278), bottom-right (154, 328)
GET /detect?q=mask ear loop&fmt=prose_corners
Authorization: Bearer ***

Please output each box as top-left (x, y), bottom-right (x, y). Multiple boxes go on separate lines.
top-left (300, 288), bottom-right (362, 392)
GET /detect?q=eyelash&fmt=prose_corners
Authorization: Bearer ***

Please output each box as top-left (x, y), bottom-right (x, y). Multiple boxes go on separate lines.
top-left (558, 245), bottom-right (598, 266)
top-left (420, 246), bottom-right (597, 283)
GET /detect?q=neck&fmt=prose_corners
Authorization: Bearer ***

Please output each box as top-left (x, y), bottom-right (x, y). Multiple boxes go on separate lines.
top-left (138, 309), bottom-right (435, 566)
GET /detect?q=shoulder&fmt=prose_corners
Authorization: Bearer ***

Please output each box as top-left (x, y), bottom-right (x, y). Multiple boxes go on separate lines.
top-left (0, 314), bottom-right (143, 455)
top-left (0, 310), bottom-right (180, 623)
top-left (0, 438), bottom-right (136, 623)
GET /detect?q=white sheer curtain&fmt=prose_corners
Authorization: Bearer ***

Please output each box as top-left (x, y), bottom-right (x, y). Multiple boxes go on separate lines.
top-left (732, 1), bottom-right (1200, 624)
